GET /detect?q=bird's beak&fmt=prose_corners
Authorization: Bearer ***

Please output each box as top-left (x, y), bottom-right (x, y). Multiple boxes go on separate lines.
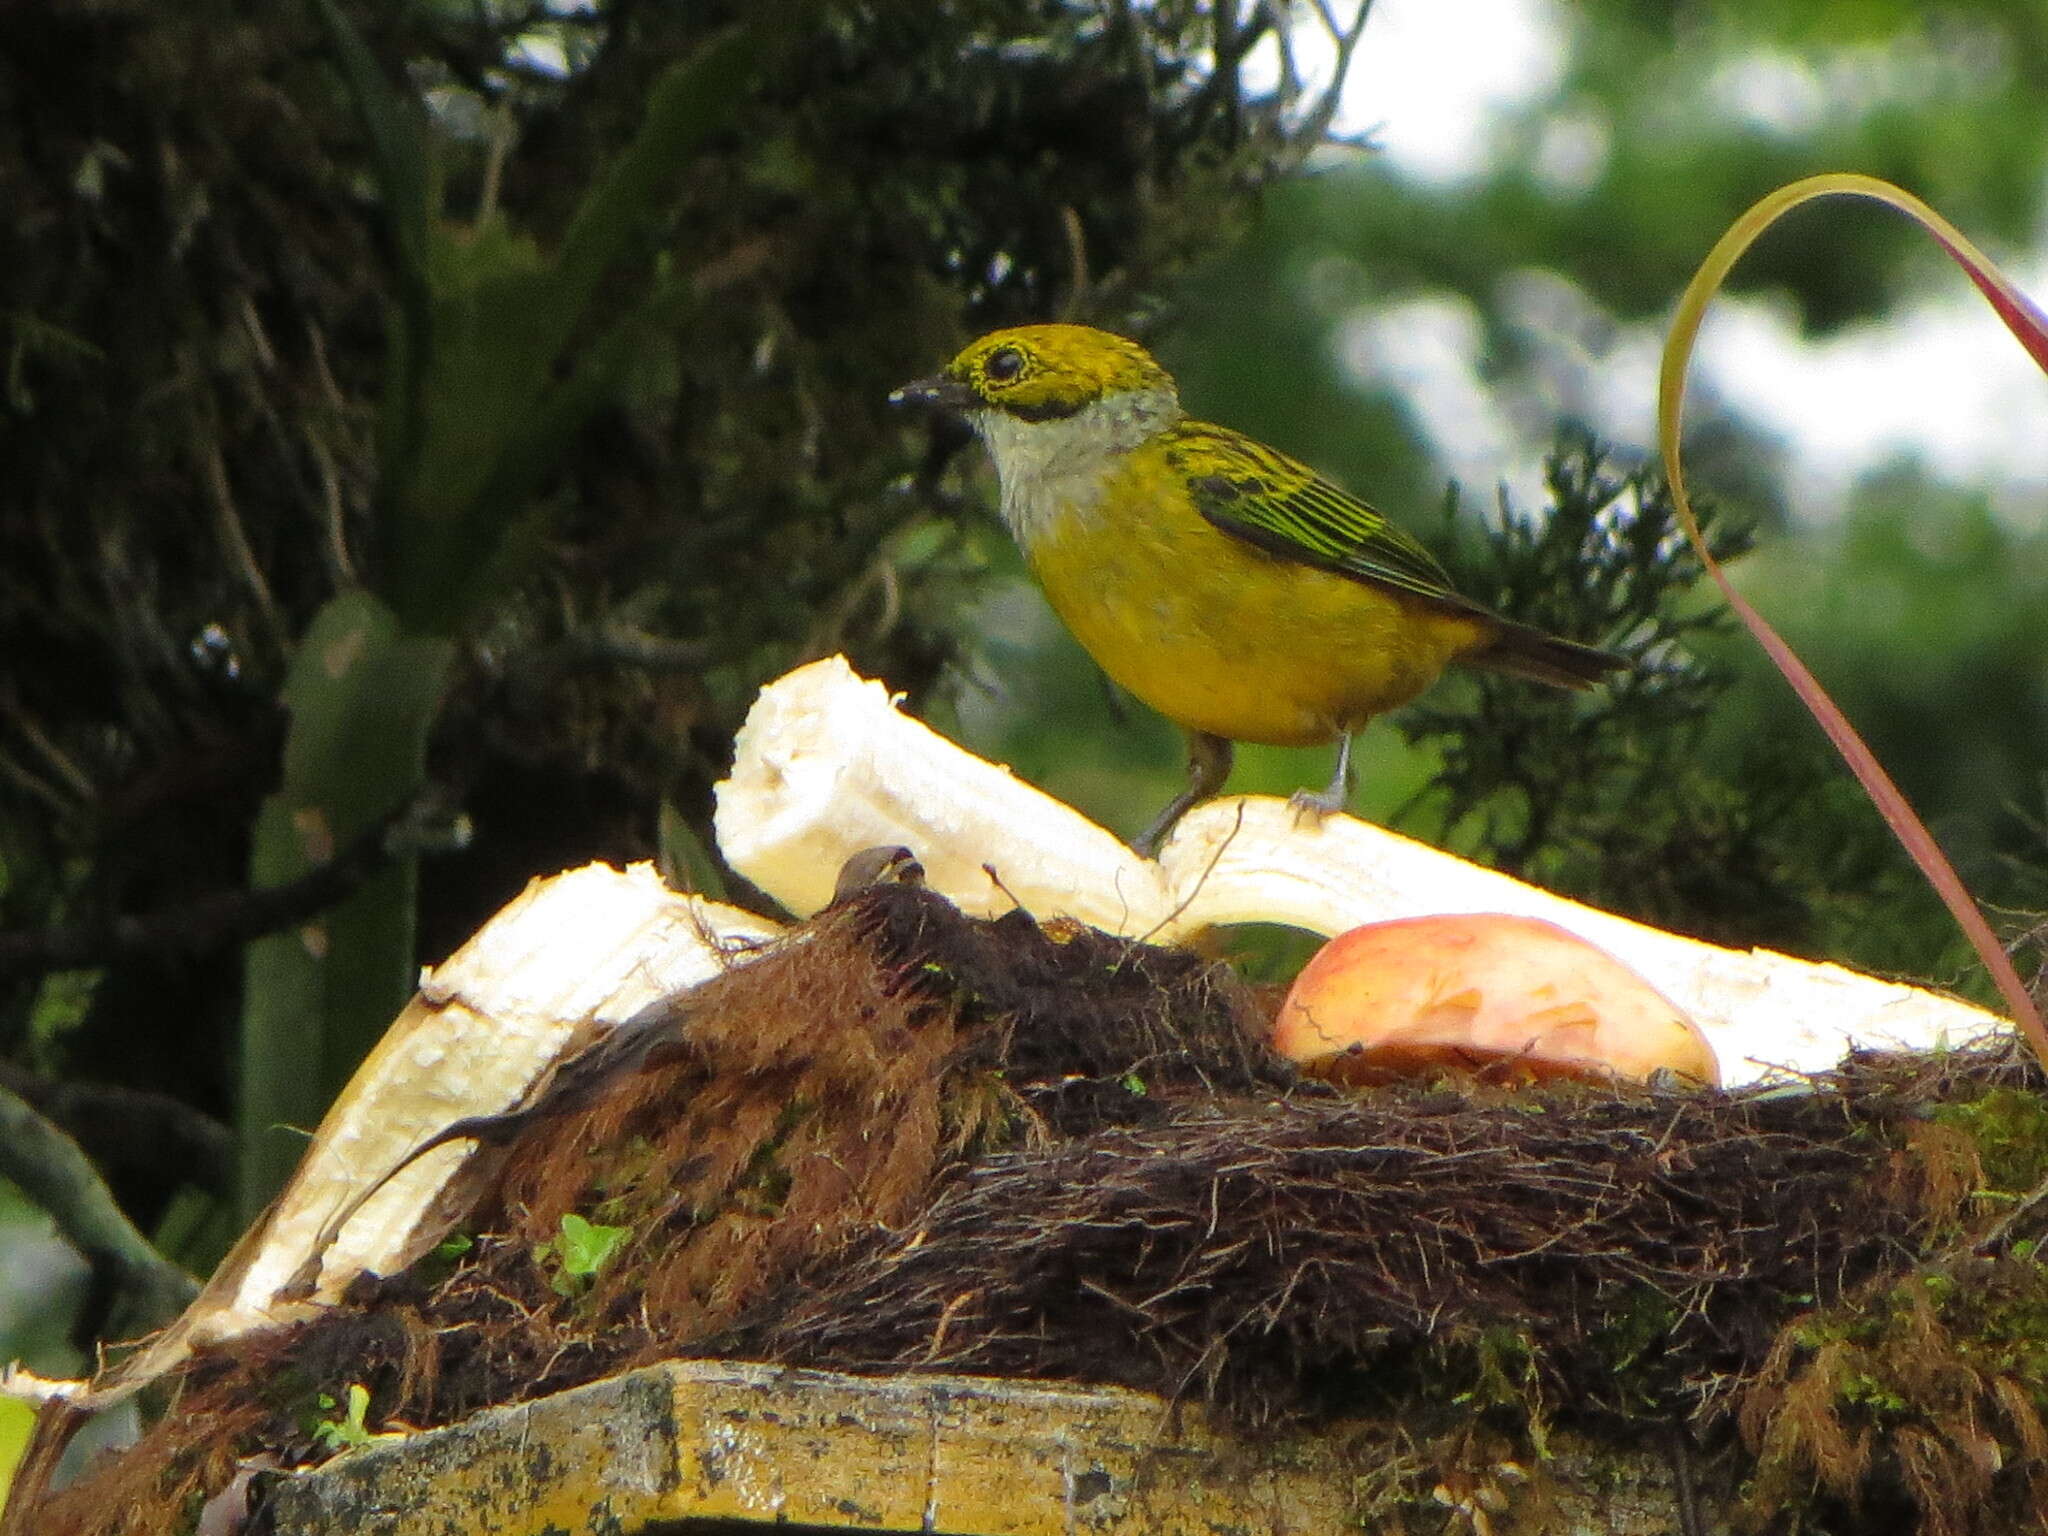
top-left (888, 374), bottom-right (980, 412)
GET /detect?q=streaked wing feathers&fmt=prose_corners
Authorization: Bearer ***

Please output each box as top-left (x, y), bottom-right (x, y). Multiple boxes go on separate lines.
top-left (1166, 422), bottom-right (1474, 609)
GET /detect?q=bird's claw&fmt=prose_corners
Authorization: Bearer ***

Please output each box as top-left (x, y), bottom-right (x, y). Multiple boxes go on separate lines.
top-left (1286, 786), bottom-right (1345, 828)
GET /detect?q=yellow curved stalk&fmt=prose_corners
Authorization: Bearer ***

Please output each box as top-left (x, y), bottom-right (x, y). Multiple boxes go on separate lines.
top-left (1657, 171), bottom-right (2048, 1061)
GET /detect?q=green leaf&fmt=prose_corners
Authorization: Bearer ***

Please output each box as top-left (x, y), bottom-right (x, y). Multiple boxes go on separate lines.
top-left (556, 1212), bottom-right (631, 1280)
top-left (310, 1383), bottom-right (376, 1451)
top-left (239, 593), bottom-right (455, 1217)
top-left (549, 29), bottom-right (760, 344)
top-left (307, 0), bottom-right (432, 498)
top-left (659, 801), bottom-right (729, 900)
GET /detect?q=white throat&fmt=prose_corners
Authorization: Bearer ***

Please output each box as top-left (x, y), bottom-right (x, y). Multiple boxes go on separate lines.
top-left (972, 387), bottom-right (1180, 544)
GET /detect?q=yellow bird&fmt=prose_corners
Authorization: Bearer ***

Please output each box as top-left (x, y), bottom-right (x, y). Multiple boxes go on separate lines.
top-left (891, 323), bottom-right (1624, 853)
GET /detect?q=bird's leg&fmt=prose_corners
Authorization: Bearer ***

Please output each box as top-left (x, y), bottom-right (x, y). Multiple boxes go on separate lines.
top-left (1288, 731), bottom-right (1354, 824)
top-left (1134, 729), bottom-right (1234, 858)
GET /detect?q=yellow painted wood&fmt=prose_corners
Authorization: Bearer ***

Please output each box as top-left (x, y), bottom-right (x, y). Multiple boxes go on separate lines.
top-left (263, 1359), bottom-right (1701, 1535)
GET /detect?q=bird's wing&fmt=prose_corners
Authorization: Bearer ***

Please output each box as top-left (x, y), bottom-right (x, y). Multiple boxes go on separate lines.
top-left (1165, 422), bottom-right (1482, 611)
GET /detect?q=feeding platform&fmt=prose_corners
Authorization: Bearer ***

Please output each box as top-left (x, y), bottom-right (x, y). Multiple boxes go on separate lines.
top-left (6, 660), bottom-right (2037, 1536)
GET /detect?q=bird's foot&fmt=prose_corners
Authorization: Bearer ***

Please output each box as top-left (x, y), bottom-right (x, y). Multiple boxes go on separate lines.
top-left (1286, 733), bottom-right (1355, 830)
top-left (1286, 784), bottom-right (1346, 829)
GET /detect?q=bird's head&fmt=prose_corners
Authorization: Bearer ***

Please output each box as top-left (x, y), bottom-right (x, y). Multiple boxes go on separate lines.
top-left (891, 325), bottom-right (1181, 470)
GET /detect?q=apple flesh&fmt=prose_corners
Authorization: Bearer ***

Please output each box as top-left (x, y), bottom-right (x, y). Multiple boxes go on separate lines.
top-left (1271, 912), bottom-right (1720, 1088)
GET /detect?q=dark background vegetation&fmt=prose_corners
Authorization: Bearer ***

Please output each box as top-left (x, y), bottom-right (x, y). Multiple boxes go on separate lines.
top-left (0, 0), bottom-right (2043, 1476)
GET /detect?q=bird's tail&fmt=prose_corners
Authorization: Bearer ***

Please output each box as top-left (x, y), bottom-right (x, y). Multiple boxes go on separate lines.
top-left (1461, 618), bottom-right (1627, 691)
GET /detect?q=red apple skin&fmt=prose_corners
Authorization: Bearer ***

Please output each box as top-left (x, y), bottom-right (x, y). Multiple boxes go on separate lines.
top-left (1271, 913), bottom-right (1720, 1089)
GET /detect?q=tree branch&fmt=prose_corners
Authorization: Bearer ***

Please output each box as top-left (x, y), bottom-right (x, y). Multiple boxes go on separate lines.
top-left (0, 1082), bottom-right (198, 1337)
top-left (0, 790), bottom-right (449, 982)
top-left (0, 1063), bottom-right (234, 1193)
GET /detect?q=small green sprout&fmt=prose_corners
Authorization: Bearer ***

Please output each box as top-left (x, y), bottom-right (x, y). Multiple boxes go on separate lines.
top-left (309, 1384), bottom-right (405, 1453)
top-left (534, 1212), bottom-right (632, 1297)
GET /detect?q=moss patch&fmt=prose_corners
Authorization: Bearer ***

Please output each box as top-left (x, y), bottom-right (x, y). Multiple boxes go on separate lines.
top-left (1743, 1257), bottom-right (2048, 1536)
top-left (1932, 1086), bottom-right (2048, 1200)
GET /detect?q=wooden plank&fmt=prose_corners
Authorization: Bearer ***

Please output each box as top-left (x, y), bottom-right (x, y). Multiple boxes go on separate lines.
top-left (263, 1359), bottom-right (1362, 1535)
top-left (265, 1358), bottom-right (1721, 1534)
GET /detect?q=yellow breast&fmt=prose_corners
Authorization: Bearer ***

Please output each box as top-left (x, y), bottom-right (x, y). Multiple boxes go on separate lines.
top-left (1015, 445), bottom-right (1489, 746)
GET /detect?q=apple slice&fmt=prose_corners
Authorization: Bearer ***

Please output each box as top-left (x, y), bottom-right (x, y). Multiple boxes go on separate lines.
top-left (1272, 912), bottom-right (1721, 1088)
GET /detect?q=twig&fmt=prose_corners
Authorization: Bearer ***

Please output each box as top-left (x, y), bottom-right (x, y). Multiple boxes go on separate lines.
top-left (303, 320), bottom-right (361, 585)
top-left (478, 96), bottom-right (514, 226)
top-left (0, 1064), bottom-right (233, 1192)
top-left (199, 435), bottom-right (287, 662)
top-left (523, 623), bottom-right (716, 675)
top-left (6, 691), bottom-right (95, 806)
top-left (1284, 0), bottom-right (1374, 165)
top-left (0, 789), bottom-right (447, 981)
top-left (0, 740), bottom-right (79, 821)
top-left (1973, 1170), bottom-right (2048, 1257)
top-left (1058, 206), bottom-right (1091, 319)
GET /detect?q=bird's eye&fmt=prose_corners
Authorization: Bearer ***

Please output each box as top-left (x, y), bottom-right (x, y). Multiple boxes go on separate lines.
top-left (983, 346), bottom-right (1025, 384)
